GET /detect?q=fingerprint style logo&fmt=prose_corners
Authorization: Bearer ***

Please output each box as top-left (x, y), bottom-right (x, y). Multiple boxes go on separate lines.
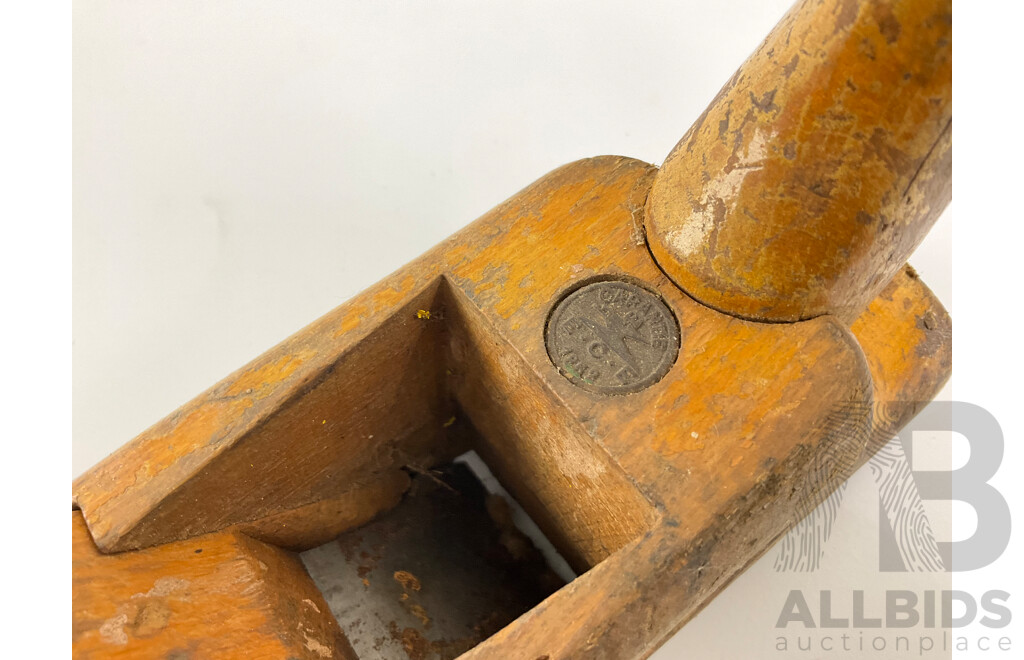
top-left (773, 402), bottom-right (944, 573)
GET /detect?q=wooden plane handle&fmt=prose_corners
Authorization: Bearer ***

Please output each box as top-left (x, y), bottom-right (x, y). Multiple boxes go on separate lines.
top-left (645, 0), bottom-right (951, 323)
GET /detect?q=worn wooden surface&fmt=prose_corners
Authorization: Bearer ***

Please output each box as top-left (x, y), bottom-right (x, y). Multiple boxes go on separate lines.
top-left (72, 0), bottom-right (952, 657)
top-left (852, 265), bottom-right (952, 424)
top-left (72, 511), bottom-right (355, 659)
top-left (645, 0), bottom-right (951, 323)
top-left (850, 264), bottom-right (953, 454)
top-left (445, 156), bottom-right (867, 659)
top-left (74, 153), bottom-right (949, 658)
top-left (73, 280), bottom-right (464, 553)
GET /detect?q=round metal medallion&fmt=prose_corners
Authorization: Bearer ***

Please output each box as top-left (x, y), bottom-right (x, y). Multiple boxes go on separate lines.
top-left (545, 278), bottom-right (680, 394)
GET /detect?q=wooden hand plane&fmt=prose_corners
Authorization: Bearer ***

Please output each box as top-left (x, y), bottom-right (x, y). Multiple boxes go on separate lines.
top-left (72, 0), bottom-right (952, 657)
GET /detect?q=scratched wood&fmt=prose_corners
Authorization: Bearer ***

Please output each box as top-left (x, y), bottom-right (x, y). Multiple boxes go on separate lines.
top-left (645, 0), bottom-right (951, 323)
top-left (850, 264), bottom-right (953, 454)
top-left (74, 154), bottom-right (945, 657)
top-left (73, 279), bottom-right (466, 553)
top-left (72, 0), bottom-right (952, 657)
top-left (440, 155), bottom-right (874, 659)
top-left (70, 153), bottom-right (951, 659)
top-left (72, 511), bottom-right (355, 659)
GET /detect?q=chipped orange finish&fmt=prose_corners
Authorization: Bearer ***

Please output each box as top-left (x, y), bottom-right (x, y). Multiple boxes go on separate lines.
top-left (224, 350), bottom-right (314, 398)
top-left (72, 0), bottom-right (952, 657)
top-left (74, 275), bottom-right (458, 553)
top-left (74, 153), bottom-right (949, 656)
top-left (646, 0), bottom-right (951, 323)
top-left (445, 164), bottom-right (654, 322)
top-left (371, 274), bottom-right (419, 310)
top-left (72, 512), bottom-right (355, 659)
top-left (851, 265), bottom-right (952, 434)
top-left (335, 302), bottom-right (369, 337)
top-left (76, 393), bottom-right (256, 547)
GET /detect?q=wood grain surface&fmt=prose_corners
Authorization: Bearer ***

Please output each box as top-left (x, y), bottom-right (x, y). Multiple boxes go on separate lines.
top-left (72, 511), bottom-right (356, 659)
top-left (72, 0), bottom-right (952, 656)
top-left (645, 0), bottom-right (951, 323)
top-left (74, 153), bottom-right (949, 657)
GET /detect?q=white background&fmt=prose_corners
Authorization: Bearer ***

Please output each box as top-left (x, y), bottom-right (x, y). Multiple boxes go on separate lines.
top-left (51, 0), bottom-right (1016, 658)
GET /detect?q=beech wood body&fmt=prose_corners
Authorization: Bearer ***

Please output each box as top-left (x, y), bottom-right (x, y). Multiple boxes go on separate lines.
top-left (73, 156), bottom-right (951, 658)
top-left (72, 0), bottom-right (952, 657)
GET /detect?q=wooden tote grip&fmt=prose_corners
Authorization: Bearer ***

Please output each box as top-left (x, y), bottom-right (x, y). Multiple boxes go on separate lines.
top-left (644, 0), bottom-right (951, 323)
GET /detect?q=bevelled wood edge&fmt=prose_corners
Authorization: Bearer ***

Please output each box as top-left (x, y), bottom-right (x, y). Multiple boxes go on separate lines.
top-left (73, 277), bottom-right (462, 553)
top-left (72, 511), bottom-right (357, 659)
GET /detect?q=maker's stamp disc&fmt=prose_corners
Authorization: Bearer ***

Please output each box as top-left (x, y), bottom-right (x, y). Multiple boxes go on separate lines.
top-left (545, 278), bottom-right (680, 394)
